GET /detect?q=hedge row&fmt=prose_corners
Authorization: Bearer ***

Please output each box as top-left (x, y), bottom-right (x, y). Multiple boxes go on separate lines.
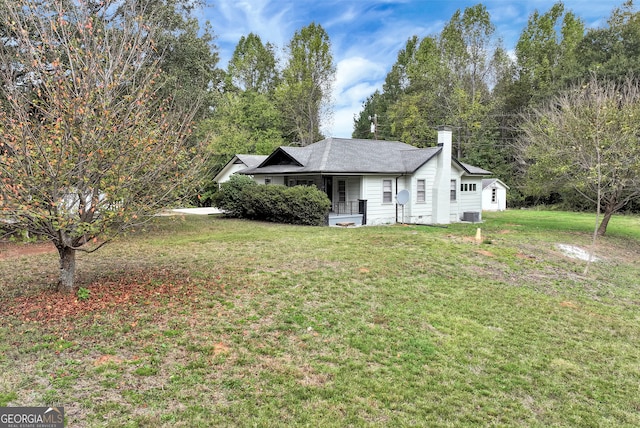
top-left (213, 175), bottom-right (330, 226)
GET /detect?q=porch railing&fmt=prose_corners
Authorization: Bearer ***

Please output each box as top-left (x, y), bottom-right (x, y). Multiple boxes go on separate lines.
top-left (332, 201), bottom-right (359, 215)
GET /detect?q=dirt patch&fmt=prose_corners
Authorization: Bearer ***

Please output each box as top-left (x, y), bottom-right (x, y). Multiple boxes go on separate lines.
top-left (476, 249), bottom-right (495, 257)
top-left (0, 241), bottom-right (57, 259)
top-left (560, 301), bottom-right (579, 309)
top-left (516, 252), bottom-right (536, 260)
top-left (94, 355), bottom-right (125, 366)
top-left (213, 342), bottom-right (231, 356)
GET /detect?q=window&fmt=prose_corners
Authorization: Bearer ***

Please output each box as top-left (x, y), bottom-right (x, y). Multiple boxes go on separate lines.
top-left (472, 183), bottom-right (476, 191)
top-left (417, 179), bottom-right (425, 203)
top-left (338, 180), bottom-right (346, 203)
top-left (450, 180), bottom-right (457, 201)
top-left (491, 188), bottom-right (497, 203)
top-left (264, 178), bottom-right (272, 185)
top-left (383, 180), bottom-right (392, 203)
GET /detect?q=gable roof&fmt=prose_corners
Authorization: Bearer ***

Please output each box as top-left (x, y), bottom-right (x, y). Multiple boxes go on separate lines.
top-left (482, 178), bottom-right (510, 189)
top-left (236, 154), bottom-right (268, 169)
top-left (212, 154), bottom-right (268, 183)
top-left (241, 138), bottom-right (443, 175)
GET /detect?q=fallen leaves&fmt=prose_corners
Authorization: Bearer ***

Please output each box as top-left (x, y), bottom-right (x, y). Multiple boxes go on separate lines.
top-left (0, 270), bottom-right (199, 322)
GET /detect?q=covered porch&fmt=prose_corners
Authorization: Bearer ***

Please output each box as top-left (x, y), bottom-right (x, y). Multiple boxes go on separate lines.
top-left (283, 174), bottom-right (366, 226)
top-left (328, 200), bottom-right (366, 226)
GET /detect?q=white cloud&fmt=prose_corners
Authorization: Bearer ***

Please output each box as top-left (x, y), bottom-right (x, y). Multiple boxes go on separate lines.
top-left (326, 57), bottom-right (387, 137)
top-left (209, 0), bottom-right (292, 66)
top-left (334, 57), bottom-right (385, 98)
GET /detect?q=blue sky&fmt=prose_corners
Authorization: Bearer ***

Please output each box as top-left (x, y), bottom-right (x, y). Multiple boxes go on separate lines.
top-left (203, 0), bottom-right (623, 138)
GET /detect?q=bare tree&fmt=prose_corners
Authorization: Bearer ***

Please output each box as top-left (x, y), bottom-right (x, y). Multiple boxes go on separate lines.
top-left (519, 74), bottom-right (640, 248)
top-left (0, 0), bottom-right (206, 292)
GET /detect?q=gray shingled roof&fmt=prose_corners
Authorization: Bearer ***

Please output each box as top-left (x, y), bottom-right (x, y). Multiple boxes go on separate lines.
top-left (240, 137), bottom-right (491, 176)
top-left (482, 178), bottom-right (497, 189)
top-left (459, 161), bottom-right (491, 175)
top-left (241, 138), bottom-right (444, 175)
top-left (482, 178), bottom-right (509, 189)
top-left (236, 154), bottom-right (268, 169)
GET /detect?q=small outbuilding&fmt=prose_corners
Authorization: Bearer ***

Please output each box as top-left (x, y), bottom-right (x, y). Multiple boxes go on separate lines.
top-left (482, 178), bottom-right (509, 211)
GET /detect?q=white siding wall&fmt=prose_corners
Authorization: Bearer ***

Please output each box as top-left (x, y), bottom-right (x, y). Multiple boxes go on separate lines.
top-left (458, 177), bottom-right (484, 221)
top-left (449, 169), bottom-right (461, 221)
top-left (346, 178), bottom-right (360, 202)
top-left (396, 176), bottom-right (410, 223)
top-left (284, 176), bottom-right (319, 187)
top-left (249, 170), bottom-right (486, 225)
top-left (330, 177), bottom-right (361, 202)
top-left (406, 160), bottom-right (438, 224)
top-left (254, 176), bottom-right (285, 185)
top-left (216, 163), bottom-right (247, 185)
top-left (482, 183), bottom-right (508, 211)
top-left (361, 175), bottom-right (398, 225)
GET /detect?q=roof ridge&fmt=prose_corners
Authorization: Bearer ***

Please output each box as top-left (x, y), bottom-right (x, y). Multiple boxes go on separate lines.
top-left (319, 138), bottom-right (332, 171)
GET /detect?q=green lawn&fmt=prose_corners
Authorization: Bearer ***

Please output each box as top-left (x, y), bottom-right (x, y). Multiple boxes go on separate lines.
top-left (1, 210), bottom-right (639, 427)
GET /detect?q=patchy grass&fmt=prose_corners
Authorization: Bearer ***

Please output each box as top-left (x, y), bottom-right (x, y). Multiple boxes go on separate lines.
top-left (0, 211), bottom-right (639, 427)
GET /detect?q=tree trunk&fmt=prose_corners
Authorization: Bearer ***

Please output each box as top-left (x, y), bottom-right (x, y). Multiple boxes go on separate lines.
top-left (57, 246), bottom-right (76, 293)
top-left (597, 209), bottom-right (614, 236)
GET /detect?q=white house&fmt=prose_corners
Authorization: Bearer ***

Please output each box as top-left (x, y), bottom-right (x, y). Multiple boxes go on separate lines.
top-left (213, 154), bottom-right (268, 187)
top-left (482, 178), bottom-right (509, 212)
top-left (222, 126), bottom-right (491, 226)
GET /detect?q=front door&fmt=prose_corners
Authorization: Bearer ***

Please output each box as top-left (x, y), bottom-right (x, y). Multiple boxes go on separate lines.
top-left (323, 176), bottom-right (333, 204)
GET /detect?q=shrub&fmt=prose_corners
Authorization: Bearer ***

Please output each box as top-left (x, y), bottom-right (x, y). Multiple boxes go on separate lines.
top-left (211, 174), bottom-right (257, 217)
top-left (238, 184), bottom-right (330, 226)
top-left (283, 185), bottom-right (331, 225)
top-left (214, 175), bottom-right (330, 225)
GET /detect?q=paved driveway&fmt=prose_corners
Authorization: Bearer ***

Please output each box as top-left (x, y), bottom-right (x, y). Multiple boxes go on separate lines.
top-left (158, 207), bottom-right (222, 216)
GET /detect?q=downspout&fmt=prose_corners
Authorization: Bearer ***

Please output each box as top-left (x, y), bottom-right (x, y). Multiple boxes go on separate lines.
top-left (395, 176), bottom-right (399, 223)
top-left (395, 174), bottom-right (404, 223)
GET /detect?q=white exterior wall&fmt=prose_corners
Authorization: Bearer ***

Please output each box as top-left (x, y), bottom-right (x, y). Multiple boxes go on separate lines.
top-left (457, 177), bottom-right (484, 221)
top-left (215, 162), bottom-right (248, 186)
top-left (254, 176), bottom-right (285, 185)
top-left (405, 160), bottom-right (438, 224)
top-left (330, 176), bottom-right (361, 203)
top-left (483, 183), bottom-right (508, 211)
top-left (449, 168), bottom-right (462, 222)
top-left (361, 175), bottom-right (399, 225)
top-left (395, 176), bottom-right (410, 223)
top-left (346, 178), bottom-right (360, 202)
